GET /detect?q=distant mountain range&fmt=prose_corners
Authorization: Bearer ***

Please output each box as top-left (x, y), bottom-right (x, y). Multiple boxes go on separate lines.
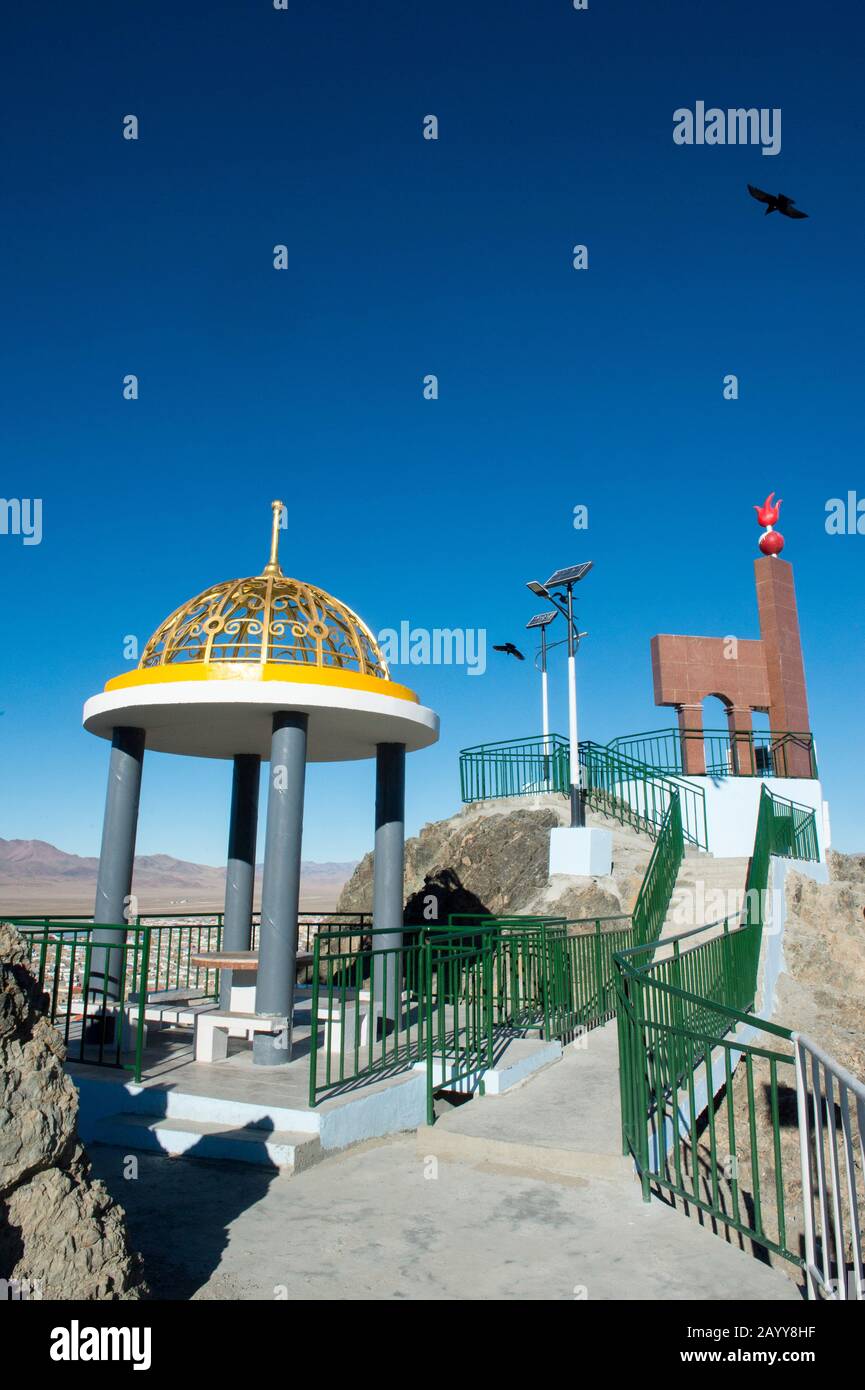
top-left (0, 839), bottom-right (357, 914)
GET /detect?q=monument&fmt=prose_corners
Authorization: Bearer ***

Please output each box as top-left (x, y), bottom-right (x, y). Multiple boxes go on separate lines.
top-left (650, 493), bottom-right (814, 778)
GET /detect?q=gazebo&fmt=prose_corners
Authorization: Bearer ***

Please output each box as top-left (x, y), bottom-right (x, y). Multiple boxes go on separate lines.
top-left (82, 501), bottom-right (439, 1065)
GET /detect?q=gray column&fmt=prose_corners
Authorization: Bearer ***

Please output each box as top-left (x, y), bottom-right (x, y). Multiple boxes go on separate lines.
top-left (372, 743), bottom-right (406, 1023)
top-left (254, 712), bottom-right (308, 1065)
top-left (219, 754), bottom-right (261, 1011)
top-left (91, 726), bottom-right (145, 1004)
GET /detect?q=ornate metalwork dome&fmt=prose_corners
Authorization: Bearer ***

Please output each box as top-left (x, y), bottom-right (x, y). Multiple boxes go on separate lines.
top-left (139, 501), bottom-right (389, 679)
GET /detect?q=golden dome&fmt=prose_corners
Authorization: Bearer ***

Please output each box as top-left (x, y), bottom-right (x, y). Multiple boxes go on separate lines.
top-left (139, 501), bottom-right (389, 680)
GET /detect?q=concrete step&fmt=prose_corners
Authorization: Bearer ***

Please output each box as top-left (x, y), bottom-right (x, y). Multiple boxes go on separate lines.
top-left (417, 1124), bottom-right (632, 1183)
top-left (676, 863), bottom-right (750, 874)
top-left (93, 1112), bottom-right (323, 1171)
top-left (420, 1036), bottom-right (562, 1097)
top-left (418, 1021), bottom-right (629, 1184)
top-left (80, 1076), bottom-right (322, 1135)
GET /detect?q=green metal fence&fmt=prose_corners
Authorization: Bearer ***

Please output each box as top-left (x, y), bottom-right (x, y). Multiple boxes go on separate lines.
top-left (614, 788), bottom-right (821, 1272)
top-left (307, 924), bottom-right (428, 1104)
top-left (306, 912), bottom-right (639, 1117)
top-left (580, 740), bottom-right (707, 849)
top-left (449, 914), bottom-right (634, 1043)
top-left (608, 726), bottom-right (818, 780)
top-left (457, 734), bottom-right (708, 849)
top-left (459, 734), bottom-right (570, 801)
top-left (9, 913), bottom-right (374, 1089)
top-left (424, 927), bottom-right (495, 1124)
top-left (14, 921), bottom-right (152, 1083)
top-left (630, 793), bottom-right (684, 951)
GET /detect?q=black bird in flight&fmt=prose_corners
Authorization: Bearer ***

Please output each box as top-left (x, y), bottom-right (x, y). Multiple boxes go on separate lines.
top-left (493, 642), bottom-right (525, 661)
top-left (747, 185), bottom-right (809, 219)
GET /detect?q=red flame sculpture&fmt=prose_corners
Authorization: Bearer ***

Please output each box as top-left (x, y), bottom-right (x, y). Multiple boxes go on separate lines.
top-left (755, 491), bottom-right (784, 555)
top-left (754, 492), bottom-right (783, 527)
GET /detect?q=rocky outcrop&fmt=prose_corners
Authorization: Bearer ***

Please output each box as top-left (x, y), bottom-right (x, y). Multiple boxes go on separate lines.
top-left (0, 923), bottom-right (146, 1300)
top-left (337, 797), bottom-right (653, 926)
top-left (774, 849), bottom-right (865, 1076)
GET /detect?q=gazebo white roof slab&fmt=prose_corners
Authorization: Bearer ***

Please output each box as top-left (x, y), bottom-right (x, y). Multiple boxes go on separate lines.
top-left (83, 670), bottom-right (439, 761)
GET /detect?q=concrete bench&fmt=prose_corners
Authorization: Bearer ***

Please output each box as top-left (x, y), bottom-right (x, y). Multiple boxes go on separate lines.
top-left (194, 1009), bottom-right (289, 1064)
top-left (296, 988), bottom-right (410, 1053)
top-left (122, 988), bottom-right (217, 1049)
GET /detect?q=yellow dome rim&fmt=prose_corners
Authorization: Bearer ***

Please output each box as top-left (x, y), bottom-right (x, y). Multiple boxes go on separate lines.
top-left (105, 661), bottom-right (419, 704)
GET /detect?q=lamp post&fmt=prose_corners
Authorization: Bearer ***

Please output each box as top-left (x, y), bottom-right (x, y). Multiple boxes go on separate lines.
top-left (527, 563), bottom-right (593, 828)
top-left (526, 610), bottom-right (558, 790)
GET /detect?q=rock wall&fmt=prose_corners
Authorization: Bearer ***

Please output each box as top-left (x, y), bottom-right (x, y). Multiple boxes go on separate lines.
top-left (0, 923), bottom-right (146, 1300)
top-left (774, 849), bottom-right (865, 1075)
top-left (337, 797), bottom-right (650, 925)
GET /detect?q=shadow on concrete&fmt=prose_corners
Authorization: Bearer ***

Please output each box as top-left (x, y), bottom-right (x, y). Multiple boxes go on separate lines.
top-left (88, 1104), bottom-right (281, 1301)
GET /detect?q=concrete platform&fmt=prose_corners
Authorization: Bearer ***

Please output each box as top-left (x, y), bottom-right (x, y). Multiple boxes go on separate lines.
top-left (72, 1023), bottom-right (562, 1168)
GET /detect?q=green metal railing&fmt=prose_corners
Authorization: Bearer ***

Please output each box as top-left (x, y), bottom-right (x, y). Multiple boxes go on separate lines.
top-left (614, 788), bottom-right (821, 1272)
top-left (630, 794), bottom-right (684, 952)
top-left (9, 912), bottom-right (374, 1088)
top-left (424, 928), bottom-right (495, 1124)
top-left (14, 921), bottom-right (152, 1083)
top-left (458, 734), bottom-right (708, 849)
top-left (580, 740), bottom-right (707, 849)
top-left (608, 727), bottom-right (818, 780)
top-left (448, 913), bottom-right (633, 1042)
top-left (139, 918), bottom-right (223, 998)
top-left (306, 911), bottom-right (639, 1117)
top-left (459, 734), bottom-right (570, 801)
top-left (308, 924), bottom-right (428, 1104)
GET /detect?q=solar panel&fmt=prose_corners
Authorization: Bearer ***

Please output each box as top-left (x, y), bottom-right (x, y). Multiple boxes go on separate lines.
top-left (526, 610), bottom-right (558, 629)
top-left (545, 561), bottom-right (593, 588)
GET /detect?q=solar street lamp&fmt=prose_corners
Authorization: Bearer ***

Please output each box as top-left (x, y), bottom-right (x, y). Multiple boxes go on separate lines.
top-left (526, 610), bottom-right (558, 788)
top-left (526, 563), bottom-right (592, 827)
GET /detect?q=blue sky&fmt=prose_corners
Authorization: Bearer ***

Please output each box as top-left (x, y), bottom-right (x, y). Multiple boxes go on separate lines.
top-left (2, 0), bottom-right (863, 863)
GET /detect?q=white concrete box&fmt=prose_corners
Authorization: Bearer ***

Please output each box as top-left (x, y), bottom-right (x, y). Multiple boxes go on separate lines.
top-left (549, 826), bottom-right (613, 878)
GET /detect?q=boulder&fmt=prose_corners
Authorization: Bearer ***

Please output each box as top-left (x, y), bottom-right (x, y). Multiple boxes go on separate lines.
top-left (0, 923), bottom-right (146, 1300)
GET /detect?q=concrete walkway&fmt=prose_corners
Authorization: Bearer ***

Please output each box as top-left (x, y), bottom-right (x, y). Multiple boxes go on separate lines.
top-left (91, 1133), bottom-right (800, 1300)
top-left (420, 1020), bottom-right (627, 1181)
top-left (90, 1020), bottom-right (801, 1300)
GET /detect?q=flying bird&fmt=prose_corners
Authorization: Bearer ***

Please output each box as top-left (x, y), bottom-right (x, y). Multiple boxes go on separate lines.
top-left (747, 185), bottom-right (809, 219)
top-left (493, 642), bottom-right (525, 661)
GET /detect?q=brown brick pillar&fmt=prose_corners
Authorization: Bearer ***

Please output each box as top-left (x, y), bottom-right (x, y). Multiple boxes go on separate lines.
top-left (677, 704), bottom-right (706, 775)
top-left (754, 557), bottom-right (813, 777)
top-left (727, 705), bottom-right (755, 776)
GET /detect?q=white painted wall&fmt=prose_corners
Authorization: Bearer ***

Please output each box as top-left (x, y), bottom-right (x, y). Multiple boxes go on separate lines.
top-left (676, 775), bottom-right (827, 861)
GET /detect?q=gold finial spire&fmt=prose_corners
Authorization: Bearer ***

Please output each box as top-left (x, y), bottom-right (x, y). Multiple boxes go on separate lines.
top-left (262, 499), bottom-right (284, 577)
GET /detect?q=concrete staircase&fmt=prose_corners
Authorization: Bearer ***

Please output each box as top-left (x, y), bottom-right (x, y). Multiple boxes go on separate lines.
top-left (656, 849), bottom-right (750, 956)
top-left (89, 1086), bottom-right (326, 1174)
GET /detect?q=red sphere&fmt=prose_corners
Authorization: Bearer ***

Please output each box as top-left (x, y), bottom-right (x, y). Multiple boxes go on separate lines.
top-left (759, 529), bottom-right (784, 556)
